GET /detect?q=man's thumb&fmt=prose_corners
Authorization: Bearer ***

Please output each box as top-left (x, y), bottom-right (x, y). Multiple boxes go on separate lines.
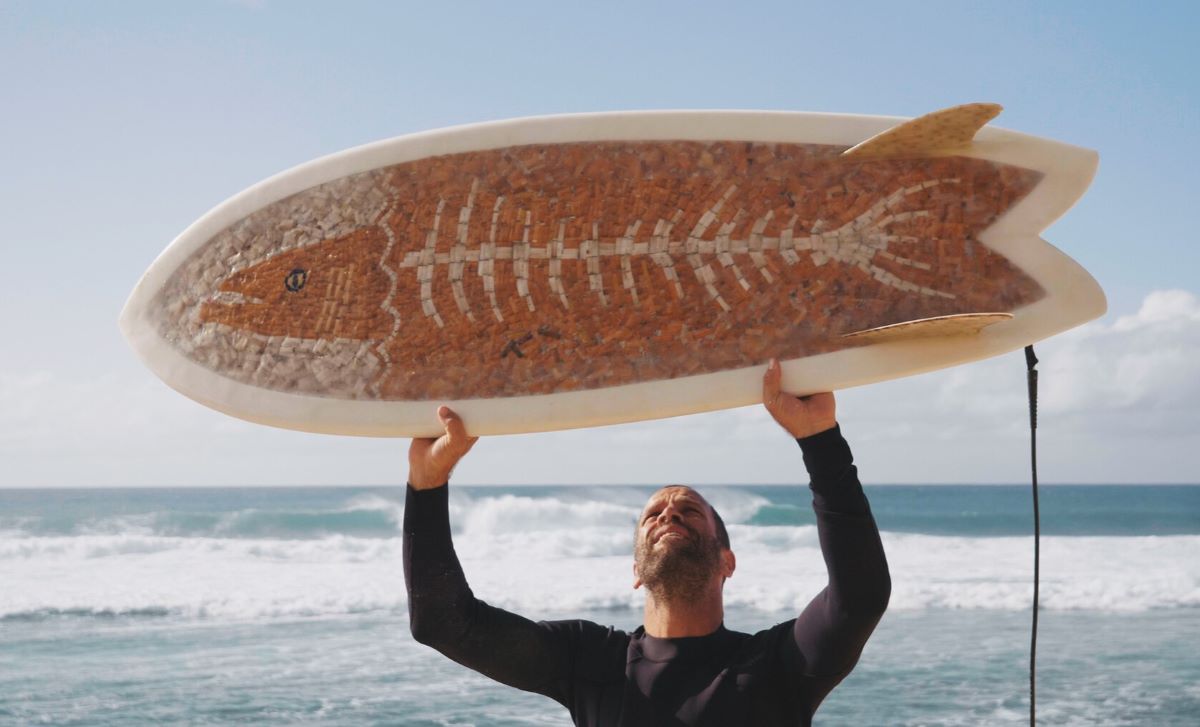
top-left (438, 406), bottom-right (470, 443)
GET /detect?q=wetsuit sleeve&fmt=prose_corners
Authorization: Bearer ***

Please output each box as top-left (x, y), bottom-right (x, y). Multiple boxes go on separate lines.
top-left (403, 484), bottom-right (580, 706)
top-left (787, 424), bottom-right (891, 695)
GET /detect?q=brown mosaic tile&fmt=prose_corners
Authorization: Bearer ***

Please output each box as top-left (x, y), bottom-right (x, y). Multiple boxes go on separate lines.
top-left (153, 140), bottom-right (1044, 401)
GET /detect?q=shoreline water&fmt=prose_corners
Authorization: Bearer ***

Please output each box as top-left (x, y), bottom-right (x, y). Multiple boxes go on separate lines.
top-left (4, 608), bottom-right (1196, 726)
top-left (2, 485), bottom-right (1196, 724)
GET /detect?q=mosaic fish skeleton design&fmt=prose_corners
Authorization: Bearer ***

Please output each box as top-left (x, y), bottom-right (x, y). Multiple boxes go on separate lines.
top-left (180, 106), bottom-right (1048, 401)
top-left (395, 176), bottom-right (960, 329)
top-left (122, 103), bottom-right (1105, 435)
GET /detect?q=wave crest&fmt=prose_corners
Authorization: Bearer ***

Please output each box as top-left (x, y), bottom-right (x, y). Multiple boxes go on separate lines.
top-left (2, 530), bottom-right (1195, 622)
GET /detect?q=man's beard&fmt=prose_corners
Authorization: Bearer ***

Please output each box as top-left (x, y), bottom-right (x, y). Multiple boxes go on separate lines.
top-left (634, 526), bottom-right (723, 603)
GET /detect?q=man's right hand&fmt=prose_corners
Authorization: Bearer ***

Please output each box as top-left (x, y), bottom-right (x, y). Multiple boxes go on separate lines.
top-left (408, 406), bottom-right (479, 490)
top-left (762, 358), bottom-right (837, 439)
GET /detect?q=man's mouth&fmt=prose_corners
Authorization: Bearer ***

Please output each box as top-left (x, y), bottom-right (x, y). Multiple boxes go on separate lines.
top-left (208, 291), bottom-right (264, 307)
top-left (654, 527), bottom-right (691, 544)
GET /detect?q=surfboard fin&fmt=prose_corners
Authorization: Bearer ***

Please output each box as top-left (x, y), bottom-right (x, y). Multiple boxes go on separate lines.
top-left (841, 103), bottom-right (1002, 160)
top-left (840, 312), bottom-right (1013, 344)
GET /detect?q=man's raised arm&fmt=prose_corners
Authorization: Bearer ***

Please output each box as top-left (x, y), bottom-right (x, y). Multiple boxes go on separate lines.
top-left (402, 406), bottom-right (577, 702)
top-left (761, 360), bottom-right (891, 690)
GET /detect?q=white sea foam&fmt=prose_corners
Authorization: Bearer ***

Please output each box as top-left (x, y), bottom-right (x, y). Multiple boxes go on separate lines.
top-left (340, 492), bottom-right (405, 523)
top-left (2, 492), bottom-right (1197, 622)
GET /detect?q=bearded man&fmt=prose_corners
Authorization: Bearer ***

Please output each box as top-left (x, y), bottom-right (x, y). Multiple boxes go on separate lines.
top-left (403, 359), bottom-right (890, 726)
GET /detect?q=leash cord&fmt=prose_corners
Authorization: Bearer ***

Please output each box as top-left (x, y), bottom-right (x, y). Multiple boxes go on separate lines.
top-left (1024, 345), bottom-right (1040, 727)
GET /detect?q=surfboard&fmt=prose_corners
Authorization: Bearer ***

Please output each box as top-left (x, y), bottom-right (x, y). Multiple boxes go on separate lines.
top-left (119, 103), bottom-right (1105, 437)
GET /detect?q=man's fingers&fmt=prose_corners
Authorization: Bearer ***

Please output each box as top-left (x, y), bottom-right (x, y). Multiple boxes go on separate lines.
top-left (762, 358), bottom-right (782, 409)
top-left (408, 406), bottom-right (477, 489)
top-left (437, 406), bottom-right (478, 451)
top-left (763, 358), bottom-right (790, 416)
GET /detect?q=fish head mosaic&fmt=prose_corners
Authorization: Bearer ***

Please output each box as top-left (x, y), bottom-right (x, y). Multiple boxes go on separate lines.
top-left (200, 227), bottom-right (396, 342)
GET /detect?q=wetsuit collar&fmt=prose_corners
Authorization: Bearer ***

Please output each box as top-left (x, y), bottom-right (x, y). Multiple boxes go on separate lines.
top-left (632, 623), bottom-right (731, 662)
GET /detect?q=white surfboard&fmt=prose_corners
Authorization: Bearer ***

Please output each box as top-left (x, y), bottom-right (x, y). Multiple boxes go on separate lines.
top-left (120, 104), bottom-right (1105, 436)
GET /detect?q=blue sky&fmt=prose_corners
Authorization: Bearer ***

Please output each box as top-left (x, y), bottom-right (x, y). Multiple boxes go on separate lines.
top-left (2, 1), bottom-right (1197, 486)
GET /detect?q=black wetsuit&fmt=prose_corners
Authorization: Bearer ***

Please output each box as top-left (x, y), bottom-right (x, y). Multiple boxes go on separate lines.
top-left (403, 426), bottom-right (890, 726)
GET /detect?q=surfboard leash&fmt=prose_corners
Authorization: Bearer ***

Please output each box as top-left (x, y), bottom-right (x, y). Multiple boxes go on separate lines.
top-left (1024, 345), bottom-right (1040, 726)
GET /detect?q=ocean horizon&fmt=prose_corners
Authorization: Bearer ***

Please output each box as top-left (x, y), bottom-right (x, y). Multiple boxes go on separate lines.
top-left (2, 484), bottom-right (1197, 725)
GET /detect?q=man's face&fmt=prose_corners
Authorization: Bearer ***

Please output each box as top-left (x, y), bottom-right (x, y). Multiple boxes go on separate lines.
top-left (633, 486), bottom-right (732, 599)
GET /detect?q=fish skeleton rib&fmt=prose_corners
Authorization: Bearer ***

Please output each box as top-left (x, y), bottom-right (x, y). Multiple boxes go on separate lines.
top-left (397, 178), bottom-right (959, 328)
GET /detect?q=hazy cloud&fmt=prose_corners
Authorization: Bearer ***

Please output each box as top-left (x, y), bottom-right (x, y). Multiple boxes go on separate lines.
top-left (1043, 290), bottom-right (1200, 428)
top-left (927, 289), bottom-right (1200, 436)
top-left (839, 289), bottom-right (1200, 482)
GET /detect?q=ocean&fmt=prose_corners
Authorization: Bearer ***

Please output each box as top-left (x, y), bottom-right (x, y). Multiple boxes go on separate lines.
top-left (1, 484), bottom-right (1197, 726)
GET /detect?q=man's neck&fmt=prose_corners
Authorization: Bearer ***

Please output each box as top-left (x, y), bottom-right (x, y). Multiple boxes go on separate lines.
top-left (642, 588), bottom-right (724, 638)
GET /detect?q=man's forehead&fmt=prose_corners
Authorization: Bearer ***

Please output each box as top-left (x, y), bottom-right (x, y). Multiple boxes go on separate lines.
top-left (644, 485), bottom-right (708, 509)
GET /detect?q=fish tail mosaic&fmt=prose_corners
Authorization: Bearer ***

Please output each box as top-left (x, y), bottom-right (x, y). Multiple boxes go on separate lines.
top-left (154, 141), bottom-right (1044, 401)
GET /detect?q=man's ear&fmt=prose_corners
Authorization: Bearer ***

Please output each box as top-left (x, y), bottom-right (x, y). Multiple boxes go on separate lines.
top-left (632, 561), bottom-right (642, 590)
top-left (721, 549), bottom-right (736, 580)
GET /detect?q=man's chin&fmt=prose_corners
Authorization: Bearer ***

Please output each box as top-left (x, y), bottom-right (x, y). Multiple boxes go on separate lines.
top-left (636, 532), bottom-right (720, 587)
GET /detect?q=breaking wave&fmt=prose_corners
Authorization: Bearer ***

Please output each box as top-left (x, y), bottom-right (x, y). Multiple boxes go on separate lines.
top-left (2, 487), bottom-right (1197, 622)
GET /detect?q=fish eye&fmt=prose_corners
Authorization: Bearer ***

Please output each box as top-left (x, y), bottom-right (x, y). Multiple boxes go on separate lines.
top-left (285, 268), bottom-right (308, 292)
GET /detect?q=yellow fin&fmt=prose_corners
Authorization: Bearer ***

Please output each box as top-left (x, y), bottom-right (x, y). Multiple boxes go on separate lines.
top-left (841, 103), bottom-right (1002, 160)
top-left (840, 312), bottom-right (1013, 344)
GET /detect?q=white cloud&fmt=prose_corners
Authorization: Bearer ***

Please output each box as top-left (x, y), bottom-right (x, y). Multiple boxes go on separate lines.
top-left (935, 289), bottom-right (1200, 434)
top-left (1044, 290), bottom-right (1200, 425)
top-left (1, 369), bottom-right (194, 454)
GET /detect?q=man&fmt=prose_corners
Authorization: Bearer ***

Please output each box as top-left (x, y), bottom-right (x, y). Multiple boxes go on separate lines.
top-left (403, 358), bottom-right (890, 726)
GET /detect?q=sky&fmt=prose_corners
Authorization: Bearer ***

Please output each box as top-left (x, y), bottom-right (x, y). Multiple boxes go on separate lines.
top-left (1, 1), bottom-right (1197, 486)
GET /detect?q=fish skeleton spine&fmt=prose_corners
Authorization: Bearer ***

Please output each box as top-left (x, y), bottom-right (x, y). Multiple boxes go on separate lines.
top-left (394, 177), bottom-right (961, 326)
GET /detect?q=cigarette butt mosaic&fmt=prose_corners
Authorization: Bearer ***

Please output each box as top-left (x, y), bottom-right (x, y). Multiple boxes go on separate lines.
top-left (153, 141), bottom-right (1044, 401)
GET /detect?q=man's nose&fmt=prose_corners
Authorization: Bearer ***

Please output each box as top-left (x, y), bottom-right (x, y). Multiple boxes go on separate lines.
top-left (658, 505), bottom-right (684, 523)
